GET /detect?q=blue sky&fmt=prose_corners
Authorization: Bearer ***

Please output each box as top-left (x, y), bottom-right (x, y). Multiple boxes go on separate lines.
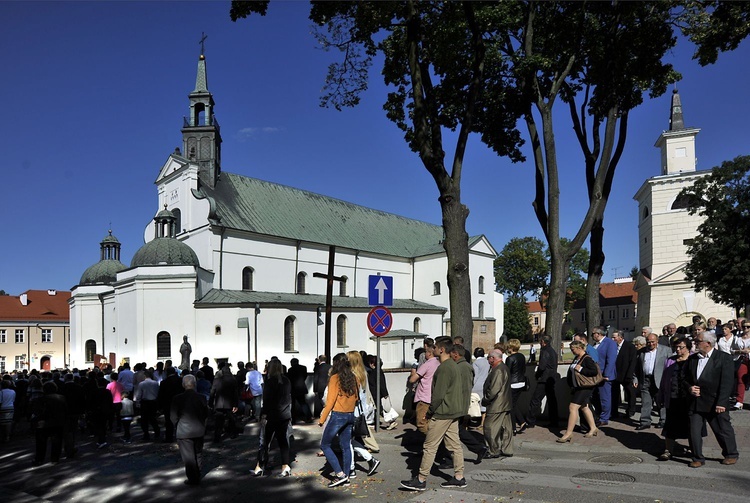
top-left (2, 1), bottom-right (749, 296)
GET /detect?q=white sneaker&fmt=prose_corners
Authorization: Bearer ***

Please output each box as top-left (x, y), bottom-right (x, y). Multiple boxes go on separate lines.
top-left (732, 402), bottom-right (743, 410)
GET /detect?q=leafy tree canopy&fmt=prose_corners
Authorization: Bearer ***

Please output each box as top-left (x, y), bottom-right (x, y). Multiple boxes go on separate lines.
top-left (494, 236), bottom-right (548, 301)
top-left (680, 155), bottom-right (750, 310)
top-left (504, 297), bottom-right (532, 341)
top-left (678, 0), bottom-right (750, 65)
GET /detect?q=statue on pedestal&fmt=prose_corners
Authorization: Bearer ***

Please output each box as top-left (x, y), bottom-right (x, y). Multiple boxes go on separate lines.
top-left (179, 335), bottom-right (192, 371)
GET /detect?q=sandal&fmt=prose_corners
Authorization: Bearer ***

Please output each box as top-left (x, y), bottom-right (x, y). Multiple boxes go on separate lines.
top-left (657, 451), bottom-right (672, 461)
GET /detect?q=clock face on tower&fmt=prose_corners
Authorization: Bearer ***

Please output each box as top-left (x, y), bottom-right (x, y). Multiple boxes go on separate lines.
top-left (674, 106), bottom-right (681, 114)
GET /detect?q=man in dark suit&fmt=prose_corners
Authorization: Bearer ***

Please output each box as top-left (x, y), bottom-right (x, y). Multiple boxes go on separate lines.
top-left (158, 367), bottom-right (183, 442)
top-left (171, 374), bottom-right (208, 485)
top-left (313, 355), bottom-right (331, 419)
top-left (209, 363), bottom-right (239, 441)
top-left (591, 326), bottom-right (618, 425)
top-left (634, 333), bottom-right (670, 430)
top-left (287, 358), bottom-right (312, 423)
top-left (685, 331), bottom-right (739, 468)
top-left (526, 336), bottom-right (559, 428)
top-left (611, 330), bottom-right (637, 418)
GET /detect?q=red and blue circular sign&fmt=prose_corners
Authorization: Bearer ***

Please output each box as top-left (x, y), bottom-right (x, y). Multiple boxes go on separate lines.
top-left (367, 306), bottom-right (392, 337)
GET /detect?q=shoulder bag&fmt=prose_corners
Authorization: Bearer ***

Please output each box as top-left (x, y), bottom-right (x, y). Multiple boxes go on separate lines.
top-left (573, 354), bottom-right (603, 388)
top-left (354, 399), bottom-right (370, 438)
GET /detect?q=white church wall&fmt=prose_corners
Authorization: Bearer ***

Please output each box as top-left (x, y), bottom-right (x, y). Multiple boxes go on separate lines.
top-left (413, 254), bottom-right (449, 308)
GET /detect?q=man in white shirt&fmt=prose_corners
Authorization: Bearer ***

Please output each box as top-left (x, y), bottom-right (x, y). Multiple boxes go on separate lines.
top-left (634, 333), bottom-right (670, 430)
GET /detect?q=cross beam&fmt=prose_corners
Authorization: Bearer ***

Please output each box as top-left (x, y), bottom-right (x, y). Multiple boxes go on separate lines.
top-left (313, 246), bottom-right (345, 360)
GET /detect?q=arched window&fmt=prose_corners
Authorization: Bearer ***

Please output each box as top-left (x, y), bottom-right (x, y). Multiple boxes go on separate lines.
top-left (642, 206), bottom-right (650, 220)
top-left (297, 272), bottom-right (307, 294)
top-left (156, 331), bottom-right (171, 358)
top-left (413, 317), bottom-right (421, 333)
top-left (671, 194), bottom-right (691, 210)
top-left (242, 267), bottom-right (254, 291)
top-left (284, 316), bottom-right (296, 352)
top-left (478, 276), bottom-right (485, 294)
top-left (339, 276), bottom-right (348, 297)
top-left (433, 281), bottom-right (441, 295)
top-left (337, 315), bottom-right (347, 347)
top-left (85, 339), bottom-right (96, 363)
top-left (478, 301), bottom-right (485, 319)
top-left (172, 208), bottom-right (182, 234)
top-left (215, 325), bottom-right (222, 335)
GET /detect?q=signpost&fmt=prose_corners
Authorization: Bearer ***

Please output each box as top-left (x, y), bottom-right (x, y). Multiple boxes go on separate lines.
top-left (367, 302), bottom-right (392, 431)
top-left (368, 275), bottom-right (393, 306)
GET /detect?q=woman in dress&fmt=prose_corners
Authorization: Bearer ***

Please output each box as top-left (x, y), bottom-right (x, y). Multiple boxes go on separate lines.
top-left (655, 336), bottom-right (693, 460)
top-left (251, 359), bottom-right (292, 477)
top-left (558, 340), bottom-right (599, 443)
top-left (504, 339), bottom-right (529, 433)
top-left (319, 353), bottom-right (358, 488)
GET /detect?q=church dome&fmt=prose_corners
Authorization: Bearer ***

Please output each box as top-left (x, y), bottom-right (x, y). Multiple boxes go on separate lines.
top-left (80, 259), bottom-right (127, 285)
top-left (130, 237), bottom-right (200, 267)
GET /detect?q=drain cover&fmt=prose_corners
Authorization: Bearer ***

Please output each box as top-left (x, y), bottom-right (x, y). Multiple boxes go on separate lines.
top-left (471, 469), bottom-right (529, 482)
top-left (500, 454), bottom-right (548, 464)
top-left (588, 454), bottom-right (643, 465)
top-left (571, 472), bottom-right (636, 486)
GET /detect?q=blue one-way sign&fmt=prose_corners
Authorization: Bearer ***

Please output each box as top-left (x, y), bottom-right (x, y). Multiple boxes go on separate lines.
top-left (368, 275), bottom-right (393, 306)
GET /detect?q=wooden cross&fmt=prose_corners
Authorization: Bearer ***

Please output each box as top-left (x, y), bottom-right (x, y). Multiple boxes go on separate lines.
top-left (313, 246), bottom-right (345, 360)
top-left (199, 32), bottom-right (208, 55)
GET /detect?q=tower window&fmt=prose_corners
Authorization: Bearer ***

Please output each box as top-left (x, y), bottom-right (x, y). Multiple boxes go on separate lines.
top-left (642, 206), bottom-right (649, 220)
top-left (242, 267), bottom-right (254, 291)
top-left (339, 276), bottom-right (348, 297)
top-left (215, 325), bottom-right (222, 335)
top-left (85, 339), bottom-right (97, 363)
top-left (172, 208), bottom-right (182, 234)
top-left (156, 331), bottom-right (171, 358)
top-left (478, 276), bottom-right (485, 294)
top-left (478, 301), bottom-right (485, 319)
top-left (284, 316), bottom-right (296, 352)
top-left (413, 317), bottom-right (421, 333)
top-left (433, 281), bottom-right (441, 295)
top-left (671, 194), bottom-right (691, 211)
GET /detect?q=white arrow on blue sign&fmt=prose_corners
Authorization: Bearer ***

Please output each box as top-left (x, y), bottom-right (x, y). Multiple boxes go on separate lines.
top-left (368, 275), bottom-right (393, 306)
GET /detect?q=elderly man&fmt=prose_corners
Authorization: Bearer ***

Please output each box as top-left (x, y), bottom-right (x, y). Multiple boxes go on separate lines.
top-left (482, 349), bottom-right (513, 458)
top-left (611, 330), bottom-right (637, 418)
top-left (635, 333), bottom-right (671, 430)
top-left (660, 323), bottom-right (677, 347)
top-left (171, 374), bottom-right (208, 485)
top-left (592, 327), bottom-right (618, 425)
top-left (685, 331), bottom-right (739, 467)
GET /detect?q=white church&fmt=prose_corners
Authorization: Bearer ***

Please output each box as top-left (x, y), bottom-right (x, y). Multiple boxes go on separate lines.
top-left (633, 90), bottom-right (734, 330)
top-left (68, 52), bottom-right (502, 370)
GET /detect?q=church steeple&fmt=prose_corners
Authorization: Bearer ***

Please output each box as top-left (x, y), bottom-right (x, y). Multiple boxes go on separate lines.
top-left (182, 36), bottom-right (222, 189)
top-left (654, 89), bottom-right (699, 175)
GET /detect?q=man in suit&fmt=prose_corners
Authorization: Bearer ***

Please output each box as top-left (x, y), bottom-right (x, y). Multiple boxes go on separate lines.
top-left (171, 374), bottom-right (209, 485)
top-left (526, 336), bottom-right (559, 428)
top-left (685, 331), bottom-right (739, 467)
top-left (611, 330), bottom-right (637, 418)
top-left (209, 363), bottom-right (239, 441)
top-left (313, 355), bottom-right (331, 419)
top-left (482, 349), bottom-right (513, 458)
top-left (634, 333), bottom-right (671, 430)
top-left (591, 326), bottom-right (618, 425)
top-left (287, 358), bottom-right (312, 423)
top-left (158, 367), bottom-right (183, 442)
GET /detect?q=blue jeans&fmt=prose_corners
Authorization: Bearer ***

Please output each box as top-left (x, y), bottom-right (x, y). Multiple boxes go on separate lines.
top-left (320, 411), bottom-right (354, 476)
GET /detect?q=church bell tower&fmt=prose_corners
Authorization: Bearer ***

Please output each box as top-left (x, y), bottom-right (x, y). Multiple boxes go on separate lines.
top-left (181, 41), bottom-right (222, 189)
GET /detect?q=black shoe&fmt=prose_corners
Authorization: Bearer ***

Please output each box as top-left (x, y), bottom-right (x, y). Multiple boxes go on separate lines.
top-left (595, 420), bottom-right (602, 427)
top-left (349, 469), bottom-right (357, 479)
top-left (328, 475), bottom-right (350, 488)
top-left (400, 477), bottom-right (426, 491)
top-left (434, 458), bottom-right (453, 470)
top-left (440, 477), bottom-right (467, 488)
top-left (483, 452), bottom-right (501, 459)
top-left (517, 422), bottom-right (528, 434)
top-left (655, 421), bottom-right (665, 428)
top-left (367, 458), bottom-right (381, 476)
top-left (476, 447), bottom-right (487, 464)
top-left (635, 424), bottom-right (650, 431)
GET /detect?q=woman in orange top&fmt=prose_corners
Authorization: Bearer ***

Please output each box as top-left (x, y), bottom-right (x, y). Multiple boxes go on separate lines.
top-left (319, 353), bottom-right (358, 488)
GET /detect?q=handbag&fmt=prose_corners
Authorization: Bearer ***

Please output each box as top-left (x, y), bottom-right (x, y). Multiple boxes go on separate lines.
top-left (573, 354), bottom-right (603, 388)
top-left (240, 386), bottom-right (254, 401)
top-left (354, 400), bottom-right (370, 438)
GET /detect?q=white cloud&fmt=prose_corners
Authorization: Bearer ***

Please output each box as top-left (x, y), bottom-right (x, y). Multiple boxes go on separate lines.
top-left (235, 126), bottom-right (283, 142)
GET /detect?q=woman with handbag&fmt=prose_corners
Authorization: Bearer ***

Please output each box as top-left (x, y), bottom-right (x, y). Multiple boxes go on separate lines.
top-left (505, 339), bottom-right (530, 434)
top-left (251, 359), bottom-right (292, 477)
top-left (319, 353), bottom-right (358, 488)
top-left (558, 340), bottom-right (600, 443)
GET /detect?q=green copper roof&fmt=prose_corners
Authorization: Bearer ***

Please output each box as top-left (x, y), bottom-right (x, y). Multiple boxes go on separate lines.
top-left (80, 259), bottom-right (127, 285)
top-left (193, 56), bottom-right (208, 93)
top-left (200, 173), bottom-right (447, 258)
top-left (131, 237), bottom-right (200, 267)
top-left (196, 289), bottom-right (446, 312)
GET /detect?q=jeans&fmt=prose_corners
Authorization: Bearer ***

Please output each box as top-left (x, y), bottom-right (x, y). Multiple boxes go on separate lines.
top-left (320, 411), bottom-right (354, 477)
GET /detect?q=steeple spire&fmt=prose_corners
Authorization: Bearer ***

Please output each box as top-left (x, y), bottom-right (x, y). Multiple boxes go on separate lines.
top-left (182, 37), bottom-right (222, 189)
top-left (669, 89), bottom-right (685, 131)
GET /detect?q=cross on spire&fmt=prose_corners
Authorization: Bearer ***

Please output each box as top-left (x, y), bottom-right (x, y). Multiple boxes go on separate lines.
top-left (199, 32), bottom-right (208, 56)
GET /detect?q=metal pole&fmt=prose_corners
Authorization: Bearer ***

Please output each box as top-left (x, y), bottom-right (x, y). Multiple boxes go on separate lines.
top-left (254, 304), bottom-right (260, 367)
top-left (375, 338), bottom-right (381, 431)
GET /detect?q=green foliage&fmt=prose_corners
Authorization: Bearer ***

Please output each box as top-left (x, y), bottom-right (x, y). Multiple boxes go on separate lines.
top-left (679, 155), bottom-right (750, 309)
top-left (678, 0), bottom-right (750, 66)
top-left (504, 297), bottom-right (532, 341)
top-left (229, 1), bottom-right (269, 21)
top-left (494, 237), bottom-right (548, 300)
top-left (630, 266), bottom-right (640, 280)
top-left (0, 290), bottom-right (7, 296)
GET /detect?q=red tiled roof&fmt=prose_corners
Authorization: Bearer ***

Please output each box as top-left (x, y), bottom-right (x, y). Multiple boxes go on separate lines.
top-left (570, 281), bottom-right (637, 309)
top-left (0, 290), bottom-right (71, 322)
top-left (527, 301), bottom-right (545, 313)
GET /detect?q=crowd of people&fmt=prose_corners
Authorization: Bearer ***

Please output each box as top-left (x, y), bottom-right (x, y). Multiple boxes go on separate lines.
top-left (0, 316), bottom-right (745, 489)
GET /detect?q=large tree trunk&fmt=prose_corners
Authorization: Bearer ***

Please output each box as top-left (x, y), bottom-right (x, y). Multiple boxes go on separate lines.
top-left (440, 186), bottom-right (474, 348)
top-left (586, 218), bottom-right (604, 334)
top-left (546, 250), bottom-right (569, 353)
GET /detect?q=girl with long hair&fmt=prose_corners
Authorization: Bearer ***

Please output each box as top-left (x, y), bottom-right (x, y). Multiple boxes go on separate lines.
top-left (252, 359), bottom-right (292, 477)
top-left (319, 353), bottom-right (358, 487)
top-left (347, 351), bottom-right (381, 477)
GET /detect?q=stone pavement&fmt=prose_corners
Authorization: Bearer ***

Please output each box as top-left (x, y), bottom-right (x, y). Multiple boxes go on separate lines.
top-left (1, 402), bottom-right (748, 503)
